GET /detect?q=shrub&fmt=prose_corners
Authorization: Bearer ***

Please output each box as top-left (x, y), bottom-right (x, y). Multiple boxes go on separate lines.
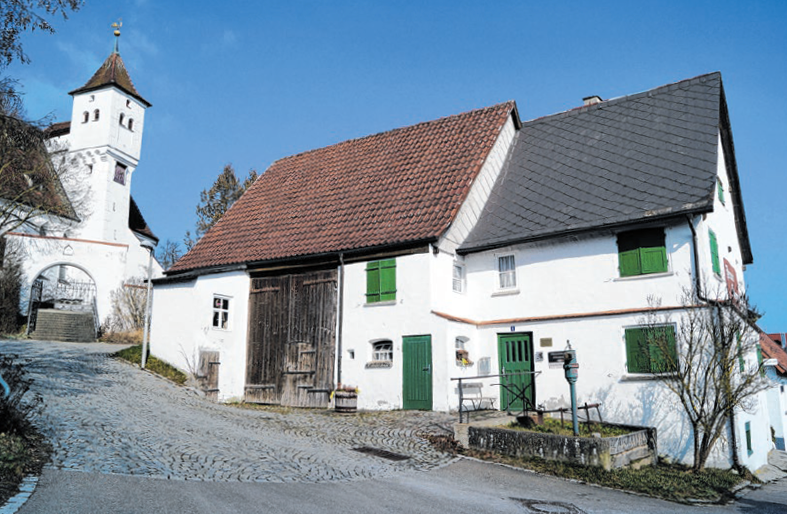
top-left (0, 353), bottom-right (42, 435)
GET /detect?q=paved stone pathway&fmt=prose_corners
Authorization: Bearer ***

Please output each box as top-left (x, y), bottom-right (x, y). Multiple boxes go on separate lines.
top-left (1, 341), bottom-right (455, 483)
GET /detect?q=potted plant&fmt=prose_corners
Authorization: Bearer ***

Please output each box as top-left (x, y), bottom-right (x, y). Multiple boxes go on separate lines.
top-left (333, 384), bottom-right (359, 413)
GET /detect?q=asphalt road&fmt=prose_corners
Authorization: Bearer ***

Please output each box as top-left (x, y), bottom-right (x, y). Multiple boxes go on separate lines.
top-left (3, 340), bottom-right (787, 514)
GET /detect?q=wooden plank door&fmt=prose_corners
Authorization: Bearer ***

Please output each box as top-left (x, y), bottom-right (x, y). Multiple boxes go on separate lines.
top-left (280, 271), bottom-right (337, 407)
top-left (497, 333), bottom-right (534, 411)
top-left (246, 270), bottom-right (337, 407)
top-left (402, 335), bottom-right (432, 410)
top-left (245, 276), bottom-right (288, 404)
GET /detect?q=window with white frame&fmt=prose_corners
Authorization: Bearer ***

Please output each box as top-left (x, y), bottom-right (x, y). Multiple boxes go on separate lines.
top-left (452, 262), bottom-right (465, 293)
top-left (497, 254), bottom-right (516, 289)
top-left (212, 296), bottom-right (230, 329)
top-left (372, 340), bottom-right (393, 362)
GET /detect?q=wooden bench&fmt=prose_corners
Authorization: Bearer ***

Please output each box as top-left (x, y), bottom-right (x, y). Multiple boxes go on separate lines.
top-left (459, 382), bottom-right (496, 411)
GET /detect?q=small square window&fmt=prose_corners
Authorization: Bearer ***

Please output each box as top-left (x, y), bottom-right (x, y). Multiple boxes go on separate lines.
top-left (372, 341), bottom-right (393, 362)
top-left (114, 162), bottom-right (127, 185)
top-left (452, 263), bottom-right (465, 293)
top-left (212, 296), bottom-right (230, 329)
top-left (497, 255), bottom-right (516, 289)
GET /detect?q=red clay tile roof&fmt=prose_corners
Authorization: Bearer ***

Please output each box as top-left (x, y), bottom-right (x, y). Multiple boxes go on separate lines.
top-left (44, 121), bottom-right (71, 139)
top-left (69, 51), bottom-right (151, 107)
top-left (169, 101), bottom-right (517, 274)
top-left (761, 332), bottom-right (787, 375)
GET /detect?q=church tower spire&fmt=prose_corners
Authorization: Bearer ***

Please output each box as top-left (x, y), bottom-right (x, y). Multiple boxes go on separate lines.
top-left (63, 23), bottom-right (151, 242)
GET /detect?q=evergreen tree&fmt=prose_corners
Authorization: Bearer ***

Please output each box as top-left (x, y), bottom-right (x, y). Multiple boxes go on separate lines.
top-left (185, 164), bottom-right (257, 250)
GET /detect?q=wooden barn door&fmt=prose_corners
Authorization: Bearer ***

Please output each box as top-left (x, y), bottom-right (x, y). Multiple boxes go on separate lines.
top-left (245, 270), bottom-right (337, 407)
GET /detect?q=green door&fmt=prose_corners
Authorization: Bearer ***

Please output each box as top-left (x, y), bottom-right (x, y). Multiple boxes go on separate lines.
top-left (497, 333), bottom-right (534, 411)
top-left (402, 335), bottom-right (432, 410)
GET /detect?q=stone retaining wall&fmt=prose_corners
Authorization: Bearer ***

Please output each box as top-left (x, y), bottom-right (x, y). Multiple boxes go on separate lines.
top-left (464, 422), bottom-right (657, 471)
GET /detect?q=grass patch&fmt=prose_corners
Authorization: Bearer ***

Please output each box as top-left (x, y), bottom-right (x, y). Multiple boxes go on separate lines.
top-left (425, 434), bottom-right (750, 504)
top-left (100, 329), bottom-right (143, 345)
top-left (114, 345), bottom-right (187, 385)
top-left (503, 417), bottom-right (632, 437)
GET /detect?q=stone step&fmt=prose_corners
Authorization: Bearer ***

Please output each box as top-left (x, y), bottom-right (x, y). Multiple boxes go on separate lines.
top-left (31, 309), bottom-right (96, 342)
top-left (768, 449), bottom-right (787, 471)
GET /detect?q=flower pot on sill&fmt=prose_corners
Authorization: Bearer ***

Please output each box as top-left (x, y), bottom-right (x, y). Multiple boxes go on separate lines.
top-left (334, 390), bottom-right (358, 413)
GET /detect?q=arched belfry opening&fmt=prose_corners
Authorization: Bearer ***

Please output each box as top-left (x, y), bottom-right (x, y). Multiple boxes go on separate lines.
top-left (27, 263), bottom-right (98, 341)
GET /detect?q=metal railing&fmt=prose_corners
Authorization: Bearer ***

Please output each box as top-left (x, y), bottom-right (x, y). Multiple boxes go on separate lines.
top-left (451, 370), bottom-right (541, 423)
top-left (0, 372), bottom-right (9, 399)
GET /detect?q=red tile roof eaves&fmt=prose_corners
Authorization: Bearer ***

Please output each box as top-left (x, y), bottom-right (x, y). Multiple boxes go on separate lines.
top-left (170, 101), bottom-right (517, 274)
top-left (761, 332), bottom-right (787, 375)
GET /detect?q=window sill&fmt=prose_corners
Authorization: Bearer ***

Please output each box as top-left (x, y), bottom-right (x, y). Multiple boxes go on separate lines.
top-left (365, 361), bottom-right (393, 369)
top-left (364, 300), bottom-right (397, 307)
top-left (620, 373), bottom-right (677, 382)
top-left (613, 271), bottom-right (673, 282)
top-left (492, 288), bottom-right (520, 297)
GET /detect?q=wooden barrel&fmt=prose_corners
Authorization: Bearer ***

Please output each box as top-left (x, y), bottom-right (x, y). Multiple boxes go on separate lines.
top-left (334, 391), bottom-right (358, 413)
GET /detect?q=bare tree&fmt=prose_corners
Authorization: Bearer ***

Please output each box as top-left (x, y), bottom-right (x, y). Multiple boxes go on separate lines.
top-left (0, 113), bottom-right (79, 236)
top-left (642, 289), bottom-right (768, 471)
top-left (0, 0), bottom-right (82, 68)
top-left (106, 277), bottom-right (147, 333)
top-left (156, 239), bottom-right (182, 270)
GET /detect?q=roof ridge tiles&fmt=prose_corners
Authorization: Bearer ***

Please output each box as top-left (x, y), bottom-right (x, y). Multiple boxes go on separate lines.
top-left (523, 72), bottom-right (721, 127)
top-left (271, 101), bottom-right (517, 166)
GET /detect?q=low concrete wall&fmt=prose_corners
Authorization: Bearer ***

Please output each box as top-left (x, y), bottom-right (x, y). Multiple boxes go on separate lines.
top-left (461, 421), bottom-right (657, 471)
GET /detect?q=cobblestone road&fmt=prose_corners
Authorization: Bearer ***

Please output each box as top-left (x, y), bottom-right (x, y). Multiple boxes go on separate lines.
top-left (2, 341), bottom-right (456, 483)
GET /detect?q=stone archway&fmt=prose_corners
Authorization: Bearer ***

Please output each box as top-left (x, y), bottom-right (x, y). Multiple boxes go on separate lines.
top-left (27, 263), bottom-right (98, 341)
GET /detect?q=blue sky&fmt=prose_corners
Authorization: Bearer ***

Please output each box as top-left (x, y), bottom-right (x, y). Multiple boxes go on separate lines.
top-left (7, 1), bottom-right (787, 331)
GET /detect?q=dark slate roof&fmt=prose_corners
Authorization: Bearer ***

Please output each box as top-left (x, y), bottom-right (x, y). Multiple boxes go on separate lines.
top-left (69, 51), bottom-right (151, 107)
top-left (129, 196), bottom-right (158, 244)
top-left (459, 72), bottom-right (752, 264)
top-left (168, 102), bottom-right (518, 274)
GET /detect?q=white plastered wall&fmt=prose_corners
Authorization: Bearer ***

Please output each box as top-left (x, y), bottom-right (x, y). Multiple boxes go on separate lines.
top-left (149, 271), bottom-right (250, 402)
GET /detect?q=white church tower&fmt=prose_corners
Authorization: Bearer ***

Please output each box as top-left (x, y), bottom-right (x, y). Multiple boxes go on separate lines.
top-left (65, 28), bottom-right (151, 243)
top-left (7, 25), bottom-right (163, 341)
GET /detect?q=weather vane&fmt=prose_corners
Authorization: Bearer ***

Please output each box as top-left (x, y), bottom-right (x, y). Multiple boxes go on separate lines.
top-left (111, 19), bottom-right (122, 53)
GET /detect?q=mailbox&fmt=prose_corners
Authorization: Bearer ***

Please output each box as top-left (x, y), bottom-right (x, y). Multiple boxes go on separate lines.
top-left (563, 349), bottom-right (578, 383)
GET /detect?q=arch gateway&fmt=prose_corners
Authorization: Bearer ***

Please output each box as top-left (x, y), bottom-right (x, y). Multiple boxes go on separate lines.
top-left (2, 32), bottom-right (162, 341)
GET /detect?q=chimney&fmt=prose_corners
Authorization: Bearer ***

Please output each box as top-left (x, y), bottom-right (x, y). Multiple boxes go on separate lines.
top-left (583, 95), bottom-right (603, 106)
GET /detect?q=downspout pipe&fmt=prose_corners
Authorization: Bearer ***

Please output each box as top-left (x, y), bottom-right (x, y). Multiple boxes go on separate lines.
top-left (336, 253), bottom-right (345, 387)
top-left (687, 214), bottom-right (741, 470)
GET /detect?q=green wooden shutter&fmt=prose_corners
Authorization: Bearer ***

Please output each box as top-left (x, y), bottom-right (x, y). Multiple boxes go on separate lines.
top-left (756, 346), bottom-right (765, 377)
top-left (641, 246), bottom-right (668, 274)
top-left (625, 328), bottom-right (650, 373)
top-left (619, 249), bottom-right (641, 277)
top-left (379, 259), bottom-right (396, 301)
top-left (709, 230), bottom-right (721, 276)
top-left (737, 334), bottom-right (745, 372)
top-left (366, 261), bottom-right (381, 303)
top-left (648, 326), bottom-right (677, 373)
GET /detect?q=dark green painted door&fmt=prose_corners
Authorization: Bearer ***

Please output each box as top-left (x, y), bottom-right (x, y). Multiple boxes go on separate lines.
top-left (497, 333), bottom-right (534, 411)
top-left (403, 335), bottom-right (432, 410)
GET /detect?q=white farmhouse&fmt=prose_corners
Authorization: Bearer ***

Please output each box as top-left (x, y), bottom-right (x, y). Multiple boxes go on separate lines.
top-left (151, 72), bottom-right (774, 469)
top-left (2, 35), bottom-right (162, 340)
